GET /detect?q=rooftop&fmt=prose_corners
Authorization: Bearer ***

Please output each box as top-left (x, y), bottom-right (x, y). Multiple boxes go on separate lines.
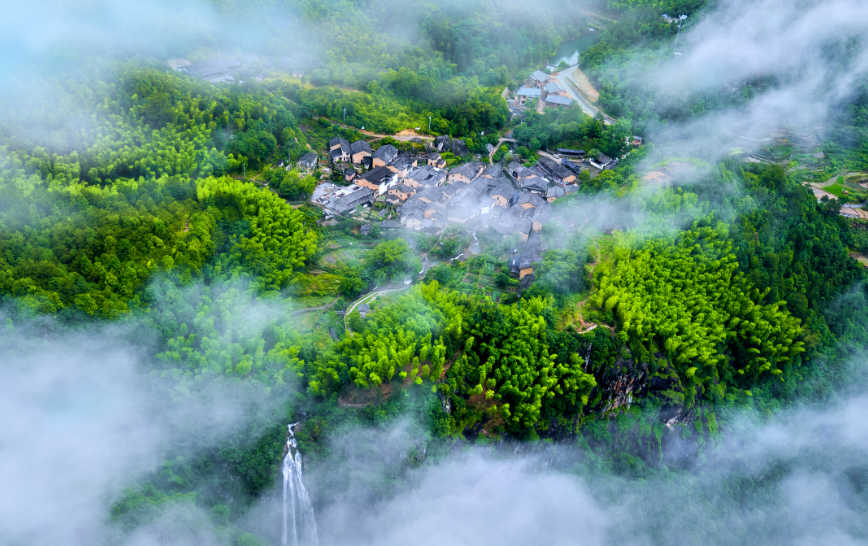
top-left (530, 70), bottom-right (551, 82)
top-left (545, 95), bottom-right (573, 106)
top-left (516, 87), bottom-right (542, 97)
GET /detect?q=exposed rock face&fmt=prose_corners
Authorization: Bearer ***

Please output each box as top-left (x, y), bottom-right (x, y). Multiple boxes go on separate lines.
top-left (451, 138), bottom-right (470, 157)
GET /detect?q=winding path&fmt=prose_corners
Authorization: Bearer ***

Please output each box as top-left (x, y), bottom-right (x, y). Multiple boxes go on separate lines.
top-left (288, 297), bottom-right (340, 317)
top-left (343, 286), bottom-right (413, 334)
top-left (488, 137), bottom-right (516, 164)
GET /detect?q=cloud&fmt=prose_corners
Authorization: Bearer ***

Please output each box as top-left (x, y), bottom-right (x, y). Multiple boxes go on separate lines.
top-left (0, 307), bottom-right (278, 545)
top-left (622, 0), bottom-right (868, 163)
top-left (291, 391), bottom-right (868, 546)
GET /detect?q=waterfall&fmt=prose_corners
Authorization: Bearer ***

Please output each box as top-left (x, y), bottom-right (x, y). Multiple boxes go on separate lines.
top-left (282, 423), bottom-right (319, 546)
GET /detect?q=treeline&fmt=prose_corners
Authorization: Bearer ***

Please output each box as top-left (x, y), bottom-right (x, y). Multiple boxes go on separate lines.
top-left (512, 105), bottom-right (633, 157)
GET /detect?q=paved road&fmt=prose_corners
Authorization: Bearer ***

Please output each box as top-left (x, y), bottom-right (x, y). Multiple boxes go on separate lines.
top-left (488, 137), bottom-right (516, 164)
top-left (552, 66), bottom-right (616, 125)
top-left (343, 285), bottom-right (413, 333)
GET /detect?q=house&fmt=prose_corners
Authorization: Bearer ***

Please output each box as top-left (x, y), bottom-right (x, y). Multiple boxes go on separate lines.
top-left (448, 162), bottom-right (484, 184)
top-left (490, 204), bottom-right (533, 241)
top-left (489, 179), bottom-right (516, 207)
top-left (508, 162), bottom-right (546, 182)
top-left (297, 152), bottom-right (317, 170)
top-left (546, 186), bottom-right (565, 203)
top-left (544, 81), bottom-right (568, 96)
top-left (360, 224), bottom-right (372, 236)
top-left (530, 70), bottom-right (553, 88)
top-left (399, 199), bottom-right (428, 230)
top-left (562, 159), bottom-right (584, 175)
top-left (531, 203), bottom-right (551, 232)
top-left (350, 140), bottom-right (372, 164)
top-left (427, 153), bottom-right (446, 169)
top-left (355, 166), bottom-right (397, 195)
top-left (328, 137), bottom-right (350, 162)
top-left (480, 163), bottom-right (503, 179)
top-left (440, 180), bottom-right (466, 199)
top-left (386, 154), bottom-right (416, 177)
top-left (447, 178), bottom-right (489, 223)
top-left (590, 153), bottom-right (618, 170)
top-left (518, 231), bottom-right (543, 279)
top-left (515, 192), bottom-right (547, 210)
top-left (521, 176), bottom-right (548, 195)
top-left (342, 167), bottom-right (357, 183)
top-left (557, 148), bottom-right (585, 157)
top-left (538, 156), bottom-right (577, 184)
top-left (632, 136), bottom-right (644, 146)
top-left (508, 254), bottom-right (521, 275)
top-left (545, 95), bottom-right (573, 108)
top-left (372, 144), bottom-right (399, 167)
top-left (515, 87), bottom-right (542, 106)
top-left (357, 303), bottom-right (370, 318)
top-left (387, 183), bottom-right (416, 202)
top-left (415, 186), bottom-right (444, 207)
top-left (405, 165), bottom-right (446, 188)
top-left (321, 184), bottom-right (375, 214)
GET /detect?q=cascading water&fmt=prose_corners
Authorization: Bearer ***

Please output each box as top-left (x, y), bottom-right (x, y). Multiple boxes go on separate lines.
top-left (282, 423), bottom-right (319, 546)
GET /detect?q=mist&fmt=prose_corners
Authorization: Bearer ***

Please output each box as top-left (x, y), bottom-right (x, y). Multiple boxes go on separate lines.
top-left (277, 388), bottom-right (868, 546)
top-left (1, 0), bottom-right (867, 543)
top-left (0, 296), bottom-right (287, 545)
top-left (616, 0), bottom-right (868, 165)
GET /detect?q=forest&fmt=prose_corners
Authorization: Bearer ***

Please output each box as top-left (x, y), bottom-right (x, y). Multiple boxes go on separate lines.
top-left (4, 0), bottom-right (868, 544)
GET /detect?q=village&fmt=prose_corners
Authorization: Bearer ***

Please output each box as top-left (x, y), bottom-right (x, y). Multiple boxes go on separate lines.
top-left (307, 142), bottom-right (624, 284)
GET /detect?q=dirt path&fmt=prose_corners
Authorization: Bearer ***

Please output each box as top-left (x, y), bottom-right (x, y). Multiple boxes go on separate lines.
top-left (314, 116), bottom-right (434, 142)
top-left (288, 298), bottom-right (340, 317)
top-left (570, 68), bottom-right (599, 102)
top-left (814, 171), bottom-right (868, 188)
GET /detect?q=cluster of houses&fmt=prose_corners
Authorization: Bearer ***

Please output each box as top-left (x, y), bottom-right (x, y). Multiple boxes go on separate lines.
top-left (513, 70), bottom-right (575, 110)
top-left (308, 132), bottom-right (631, 279)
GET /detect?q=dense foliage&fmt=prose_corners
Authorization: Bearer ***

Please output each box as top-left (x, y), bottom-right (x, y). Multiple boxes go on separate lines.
top-left (593, 222), bottom-right (805, 403)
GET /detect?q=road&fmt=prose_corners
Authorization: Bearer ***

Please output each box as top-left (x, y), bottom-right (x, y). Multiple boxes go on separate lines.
top-left (344, 285), bottom-right (413, 334)
top-left (552, 65), bottom-right (616, 125)
top-left (488, 137), bottom-right (516, 164)
top-left (288, 298), bottom-right (339, 317)
top-left (313, 117), bottom-right (434, 142)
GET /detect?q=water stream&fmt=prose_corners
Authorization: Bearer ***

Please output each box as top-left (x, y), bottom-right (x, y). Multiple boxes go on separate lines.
top-left (282, 423), bottom-right (319, 546)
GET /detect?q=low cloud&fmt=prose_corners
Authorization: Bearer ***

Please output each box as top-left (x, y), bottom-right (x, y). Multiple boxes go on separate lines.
top-left (301, 392), bottom-right (868, 546)
top-left (0, 304), bottom-right (279, 545)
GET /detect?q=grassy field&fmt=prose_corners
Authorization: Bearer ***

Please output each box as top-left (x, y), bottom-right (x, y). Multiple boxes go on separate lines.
top-left (825, 184), bottom-right (846, 197)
